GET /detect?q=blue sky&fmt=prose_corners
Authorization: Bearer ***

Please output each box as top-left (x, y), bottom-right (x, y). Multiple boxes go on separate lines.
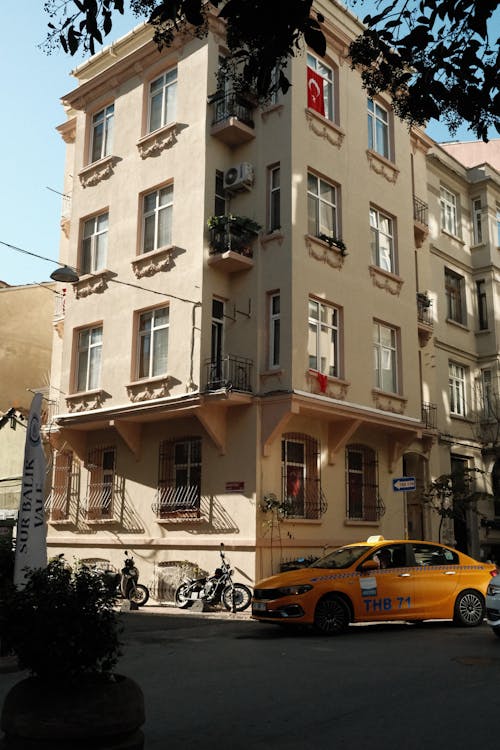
top-left (0, 4), bottom-right (494, 286)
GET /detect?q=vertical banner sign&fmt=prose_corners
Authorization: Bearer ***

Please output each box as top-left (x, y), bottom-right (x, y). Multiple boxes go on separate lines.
top-left (13, 393), bottom-right (47, 588)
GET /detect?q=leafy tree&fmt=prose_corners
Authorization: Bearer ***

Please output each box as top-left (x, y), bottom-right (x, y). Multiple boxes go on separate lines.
top-left (43, 0), bottom-right (499, 139)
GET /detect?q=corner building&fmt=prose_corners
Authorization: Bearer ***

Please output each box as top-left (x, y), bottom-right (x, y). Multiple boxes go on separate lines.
top-left (46, 1), bottom-right (441, 590)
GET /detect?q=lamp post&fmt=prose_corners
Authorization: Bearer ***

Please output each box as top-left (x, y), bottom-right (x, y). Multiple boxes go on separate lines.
top-left (49, 265), bottom-right (80, 283)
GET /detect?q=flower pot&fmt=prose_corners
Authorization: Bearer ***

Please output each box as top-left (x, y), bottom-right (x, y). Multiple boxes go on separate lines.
top-left (1, 673), bottom-right (145, 749)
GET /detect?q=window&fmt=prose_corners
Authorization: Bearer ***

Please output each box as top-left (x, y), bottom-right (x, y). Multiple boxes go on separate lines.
top-left (215, 170), bottom-right (226, 216)
top-left (370, 208), bottom-right (395, 273)
top-left (367, 98), bottom-right (389, 159)
top-left (307, 172), bottom-right (338, 240)
top-left (86, 446), bottom-right (116, 519)
top-left (412, 542), bottom-right (458, 566)
top-left (346, 444), bottom-right (378, 521)
top-left (308, 298), bottom-right (339, 377)
top-left (445, 268), bottom-right (465, 324)
top-left (157, 437), bottom-right (201, 513)
top-left (142, 185), bottom-right (173, 253)
top-left (76, 325), bottom-right (102, 392)
top-left (476, 279), bottom-right (488, 330)
top-left (209, 299), bottom-right (224, 385)
top-left (373, 321), bottom-right (398, 393)
top-left (306, 53), bottom-right (334, 120)
top-left (81, 212), bottom-right (108, 274)
top-left (148, 68), bottom-right (177, 132)
top-left (90, 104), bottom-right (114, 163)
top-left (481, 369), bottom-right (493, 418)
top-left (269, 293), bottom-right (280, 369)
top-left (440, 186), bottom-right (458, 236)
top-left (449, 362), bottom-right (467, 416)
top-left (138, 307), bottom-right (169, 379)
top-left (472, 198), bottom-right (483, 244)
top-left (281, 433), bottom-right (322, 519)
top-left (268, 165), bottom-right (281, 232)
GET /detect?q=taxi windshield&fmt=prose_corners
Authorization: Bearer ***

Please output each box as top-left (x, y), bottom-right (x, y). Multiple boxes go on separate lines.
top-left (310, 545), bottom-right (369, 570)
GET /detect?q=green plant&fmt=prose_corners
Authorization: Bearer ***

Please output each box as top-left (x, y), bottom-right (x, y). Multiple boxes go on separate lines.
top-left (207, 215), bottom-right (261, 235)
top-left (0, 556), bottom-right (122, 682)
top-left (318, 233), bottom-right (347, 254)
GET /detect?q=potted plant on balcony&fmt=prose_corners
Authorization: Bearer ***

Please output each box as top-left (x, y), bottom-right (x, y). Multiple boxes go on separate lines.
top-left (207, 215), bottom-right (261, 255)
top-left (0, 556), bottom-right (145, 749)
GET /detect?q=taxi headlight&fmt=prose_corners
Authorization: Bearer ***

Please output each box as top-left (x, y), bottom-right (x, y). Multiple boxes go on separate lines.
top-left (487, 584), bottom-right (500, 596)
top-left (276, 584), bottom-right (313, 596)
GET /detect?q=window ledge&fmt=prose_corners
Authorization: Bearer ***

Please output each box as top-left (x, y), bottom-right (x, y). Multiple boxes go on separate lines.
top-left (344, 519), bottom-right (380, 527)
top-left (260, 230), bottom-right (285, 246)
top-left (79, 155), bottom-right (117, 188)
top-left (369, 265), bottom-right (403, 296)
top-left (372, 389), bottom-right (407, 415)
top-left (131, 245), bottom-right (178, 278)
top-left (136, 122), bottom-right (179, 159)
top-left (366, 149), bottom-right (399, 183)
top-left (475, 328), bottom-right (491, 336)
top-left (306, 369), bottom-right (350, 400)
top-left (305, 109), bottom-right (345, 148)
top-left (281, 518), bottom-right (323, 525)
top-left (65, 389), bottom-right (108, 413)
top-left (471, 242), bottom-right (486, 250)
top-left (441, 229), bottom-right (464, 245)
top-left (126, 375), bottom-right (173, 403)
top-left (260, 368), bottom-right (284, 377)
top-left (445, 318), bottom-right (469, 332)
top-left (305, 234), bottom-right (346, 269)
top-left (261, 103), bottom-right (284, 121)
top-left (73, 268), bottom-right (116, 299)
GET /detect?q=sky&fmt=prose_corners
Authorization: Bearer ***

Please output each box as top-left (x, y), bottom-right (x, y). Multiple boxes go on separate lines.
top-left (0, 4), bottom-right (496, 287)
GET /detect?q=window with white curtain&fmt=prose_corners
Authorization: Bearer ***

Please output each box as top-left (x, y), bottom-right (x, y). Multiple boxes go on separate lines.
top-left (81, 212), bottom-right (108, 274)
top-left (90, 104), bottom-right (114, 163)
top-left (367, 98), bottom-right (390, 159)
top-left (307, 172), bottom-right (338, 240)
top-left (440, 186), bottom-right (458, 236)
top-left (138, 307), bottom-right (169, 379)
top-left (308, 298), bottom-right (340, 377)
top-left (370, 207), bottom-right (395, 273)
top-left (373, 321), bottom-right (398, 393)
top-left (449, 362), bottom-right (467, 416)
top-left (142, 185), bottom-right (173, 253)
top-left (76, 325), bottom-right (103, 392)
top-left (148, 68), bottom-right (177, 132)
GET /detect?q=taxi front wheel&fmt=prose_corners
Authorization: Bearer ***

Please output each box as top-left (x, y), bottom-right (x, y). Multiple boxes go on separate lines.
top-left (453, 589), bottom-right (485, 627)
top-left (313, 595), bottom-right (350, 635)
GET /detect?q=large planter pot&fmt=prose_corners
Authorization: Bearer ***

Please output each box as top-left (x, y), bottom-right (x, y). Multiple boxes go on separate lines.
top-left (1, 673), bottom-right (145, 749)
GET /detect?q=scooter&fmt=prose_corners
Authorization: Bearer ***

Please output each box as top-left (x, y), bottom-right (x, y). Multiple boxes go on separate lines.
top-left (174, 544), bottom-right (252, 612)
top-left (104, 552), bottom-right (150, 607)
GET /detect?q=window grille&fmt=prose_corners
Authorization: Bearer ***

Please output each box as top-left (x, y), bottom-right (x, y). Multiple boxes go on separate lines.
top-left (85, 446), bottom-right (119, 521)
top-left (346, 445), bottom-right (382, 521)
top-left (47, 451), bottom-right (80, 522)
top-left (281, 433), bottom-right (327, 519)
top-left (153, 438), bottom-right (202, 517)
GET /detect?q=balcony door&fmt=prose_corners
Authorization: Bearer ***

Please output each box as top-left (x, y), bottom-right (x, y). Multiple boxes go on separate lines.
top-left (211, 299), bottom-right (224, 386)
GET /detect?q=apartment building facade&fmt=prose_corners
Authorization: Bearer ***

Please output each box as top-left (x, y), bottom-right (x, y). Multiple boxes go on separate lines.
top-left (45, 0), bottom-right (500, 590)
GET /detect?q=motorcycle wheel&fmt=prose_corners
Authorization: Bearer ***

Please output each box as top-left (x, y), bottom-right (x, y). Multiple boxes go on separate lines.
top-left (222, 583), bottom-right (252, 612)
top-left (128, 584), bottom-right (149, 607)
top-left (174, 583), bottom-right (193, 609)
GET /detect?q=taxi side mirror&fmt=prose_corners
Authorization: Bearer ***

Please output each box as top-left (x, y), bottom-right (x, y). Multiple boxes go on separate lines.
top-left (360, 560), bottom-right (379, 572)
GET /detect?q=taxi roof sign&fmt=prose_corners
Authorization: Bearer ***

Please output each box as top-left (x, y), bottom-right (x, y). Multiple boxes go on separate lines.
top-left (366, 535), bottom-right (385, 543)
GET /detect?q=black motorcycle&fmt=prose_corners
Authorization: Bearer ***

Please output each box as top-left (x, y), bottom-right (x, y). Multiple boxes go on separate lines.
top-left (174, 544), bottom-right (252, 612)
top-left (104, 552), bottom-right (150, 607)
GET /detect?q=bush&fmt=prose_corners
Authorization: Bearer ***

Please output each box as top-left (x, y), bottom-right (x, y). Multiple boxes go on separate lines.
top-left (0, 555), bottom-right (122, 681)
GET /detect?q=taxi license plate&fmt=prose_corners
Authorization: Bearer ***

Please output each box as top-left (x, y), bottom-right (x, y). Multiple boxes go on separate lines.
top-left (252, 601), bottom-right (267, 612)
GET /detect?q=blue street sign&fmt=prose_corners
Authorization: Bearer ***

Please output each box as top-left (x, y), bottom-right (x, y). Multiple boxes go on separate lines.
top-left (392, 476), bottom-right (416, 492)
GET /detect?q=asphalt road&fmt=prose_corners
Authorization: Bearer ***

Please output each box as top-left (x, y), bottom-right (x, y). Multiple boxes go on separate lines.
top-left (2, 607), bottom-right (499, 749)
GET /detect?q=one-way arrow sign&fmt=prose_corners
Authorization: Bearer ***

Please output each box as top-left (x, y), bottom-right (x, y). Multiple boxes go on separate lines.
top-left (392, 476), bottom-right (416, 492)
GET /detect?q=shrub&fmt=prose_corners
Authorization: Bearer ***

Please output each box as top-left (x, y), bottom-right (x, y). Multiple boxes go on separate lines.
top-left (0, 555), bottom-right (122, 682)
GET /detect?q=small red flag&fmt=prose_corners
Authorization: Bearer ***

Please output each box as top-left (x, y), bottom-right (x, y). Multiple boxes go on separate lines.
top-left (307, 66), bottom-right (325, 116)
top-left (316, 372), bottom-right (328, 393)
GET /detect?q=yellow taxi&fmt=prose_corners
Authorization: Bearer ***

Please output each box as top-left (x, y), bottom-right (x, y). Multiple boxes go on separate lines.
top-left (251, 536), bottom-right (497, 634)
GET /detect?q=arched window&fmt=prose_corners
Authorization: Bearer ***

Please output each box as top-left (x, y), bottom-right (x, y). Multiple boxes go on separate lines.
top-left (346, 444), bottom-right (379, 521)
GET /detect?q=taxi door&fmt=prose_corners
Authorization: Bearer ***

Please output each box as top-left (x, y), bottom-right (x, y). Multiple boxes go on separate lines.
top-left (409, 542), bottom-right (460, 619)
top-left (354, 543), bottom-right (416, 622)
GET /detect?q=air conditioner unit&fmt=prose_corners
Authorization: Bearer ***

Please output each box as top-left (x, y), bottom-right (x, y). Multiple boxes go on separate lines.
top-left (223, 163), bottom-right (254, 191)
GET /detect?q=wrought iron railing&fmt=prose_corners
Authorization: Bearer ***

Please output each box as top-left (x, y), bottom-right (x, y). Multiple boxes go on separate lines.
top-left (417, 293), bottom-right (433, 325)
top-left (205, 355), bottom-right (253, 392)
top-left (422, 402), bottom-right (437, 429)
top-left (210, 93), bottom-right (255, 128)
top-left (83, 478), bottom-right (124, 522)
top-left (151, 485), bottom-right (200, 518)
top-left (413, 195), bottom-right (428, 226)
top-left (208, 215), bottom-right (260, 256)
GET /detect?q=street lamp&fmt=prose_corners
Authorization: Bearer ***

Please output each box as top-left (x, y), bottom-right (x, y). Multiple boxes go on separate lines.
top-left (49, 265), bottom-right (80, 283)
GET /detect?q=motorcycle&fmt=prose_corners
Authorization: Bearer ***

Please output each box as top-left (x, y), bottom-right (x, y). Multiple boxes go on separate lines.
top-left (174, 544), bottom-right (252, 612)
top-left (103, 552), bottom-right (150, 607)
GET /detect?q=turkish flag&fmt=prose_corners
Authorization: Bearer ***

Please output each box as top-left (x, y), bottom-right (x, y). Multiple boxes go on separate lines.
top-left (307, 66), bottom-right (325, 116)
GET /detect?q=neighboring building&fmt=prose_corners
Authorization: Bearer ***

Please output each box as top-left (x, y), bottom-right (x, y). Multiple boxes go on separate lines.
top-left (0, 283), bottom-right (56, 525)
top-left (43, 0), bottom-right (500, 591)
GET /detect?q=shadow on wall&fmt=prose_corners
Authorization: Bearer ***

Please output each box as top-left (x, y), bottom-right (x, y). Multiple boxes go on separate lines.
top-left (152, 561), bottom-right (208, 603)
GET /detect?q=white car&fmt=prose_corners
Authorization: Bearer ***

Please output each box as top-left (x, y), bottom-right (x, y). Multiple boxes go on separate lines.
top-left (486, 575), bottom-right (500, 636)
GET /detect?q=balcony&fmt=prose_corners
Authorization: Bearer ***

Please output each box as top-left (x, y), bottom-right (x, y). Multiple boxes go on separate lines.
top-left (422, 402), bottom-right (437, 430)
top-left (207, 215), bottom-right (260, 273)
top-left (413, 195), bottom-right (429, 247)
top-left (204, 355), bottom-right (253, 393)
top-left (209, 92), bottom-right (255, 146)
top-left (417, 292), bottom-right (433, 346)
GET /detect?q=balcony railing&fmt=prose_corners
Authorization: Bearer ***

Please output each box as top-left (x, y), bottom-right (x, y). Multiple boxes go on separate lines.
top-left (208, 215), bottom-right (260, 257)
top-left (152, 486), bottom-right (200, 519)
top-left (83, 478), bottom-right (124, 523)
top-left (413, 196), bottom-right (429, 226)
top-left (210, 93), bottom-right (254, 128)
top-left (205, 355), bottom-right (253, 392)
top-left (417, 293), bottom-right (433, 326)
top-left (422, 402), bottom-right (437, 429)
